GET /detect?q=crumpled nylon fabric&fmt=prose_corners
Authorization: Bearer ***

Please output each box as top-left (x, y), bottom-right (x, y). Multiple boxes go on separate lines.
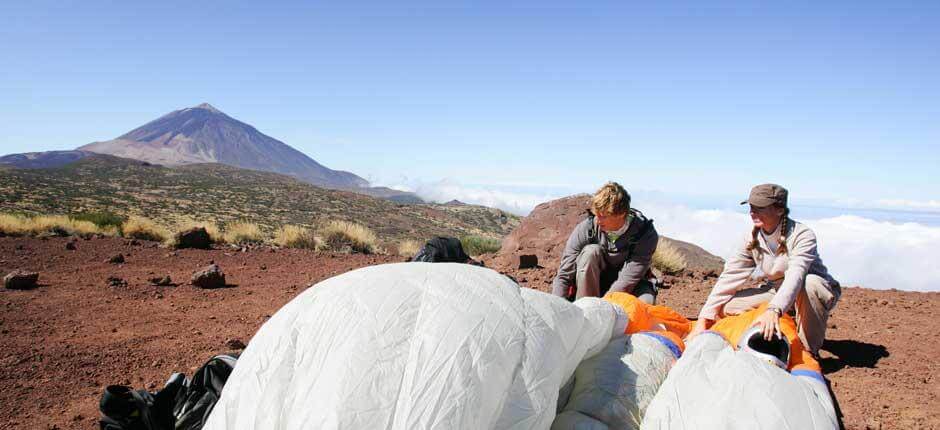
top-left (203, 263), bottom-right (629, 430)
top-left (640, 332), bottom-right (838, 430)
top-left (552, 334), bottom-right (678, 430)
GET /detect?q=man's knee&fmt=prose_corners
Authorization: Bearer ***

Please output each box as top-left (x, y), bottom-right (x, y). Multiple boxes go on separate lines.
top-left (576, 244), bottom-right (605, 267)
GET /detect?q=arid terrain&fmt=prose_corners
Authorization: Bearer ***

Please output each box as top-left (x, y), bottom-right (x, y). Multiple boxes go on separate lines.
top-left (0, 235), bottom-right (937, 429)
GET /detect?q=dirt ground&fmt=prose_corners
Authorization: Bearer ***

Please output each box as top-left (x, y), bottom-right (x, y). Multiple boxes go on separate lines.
top-left (1, 236), bottom-right (938, 429)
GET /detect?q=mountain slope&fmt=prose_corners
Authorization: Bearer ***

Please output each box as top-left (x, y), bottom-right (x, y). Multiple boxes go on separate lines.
top-left (0, 154), bottom-right (517, 242)
top-left (78, 103), bottom-right (368, 189)
top-left (0, 150), bottom-right (94, 169)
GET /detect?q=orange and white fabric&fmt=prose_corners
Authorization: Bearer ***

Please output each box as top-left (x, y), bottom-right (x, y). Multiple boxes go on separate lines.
top-left (641, 304), bottom-right (837, 430)
top-left (552, 293), bottom-right (692, 430)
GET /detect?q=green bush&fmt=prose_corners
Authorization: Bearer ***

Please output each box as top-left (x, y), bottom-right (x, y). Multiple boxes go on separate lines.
top-left (460, 235), bottom-right (501, 256)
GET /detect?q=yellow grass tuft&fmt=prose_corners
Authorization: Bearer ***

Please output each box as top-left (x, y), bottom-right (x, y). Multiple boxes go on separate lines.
top-left (122, 216), bottom-right (170, 242)
top-left (274, 225), bottom-right (320, 249)
top-left (223, 221), bottom-right (265, 245)
top-left (652, 240), bottom-right (688, 275)
top-left (0, 214), bottom-right (31, 236)
top-left (319, 220), bottom-right (377, 254)
top-left (397, 239), bottom-right (423, 257)
top-left (0, 213), bottom-right (116, 237)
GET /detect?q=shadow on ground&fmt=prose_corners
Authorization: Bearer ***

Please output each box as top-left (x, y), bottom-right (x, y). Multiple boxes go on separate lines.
top-left (820, 339), bottom-right (889, 374)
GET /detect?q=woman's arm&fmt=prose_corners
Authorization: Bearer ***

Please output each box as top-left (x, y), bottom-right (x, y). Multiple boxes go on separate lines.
top-left (768, 226), bottom-right (818, 312)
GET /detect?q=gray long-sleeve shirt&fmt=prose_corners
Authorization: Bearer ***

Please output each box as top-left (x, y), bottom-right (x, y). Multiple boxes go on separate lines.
top-left (551, 213), bottom-right (659, 296)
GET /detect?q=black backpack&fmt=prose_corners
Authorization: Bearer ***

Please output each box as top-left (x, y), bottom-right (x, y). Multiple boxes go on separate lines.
top-left (99, 353), bottom-right (238, 430)
top-left (410, 237), bottom-right (472, 263)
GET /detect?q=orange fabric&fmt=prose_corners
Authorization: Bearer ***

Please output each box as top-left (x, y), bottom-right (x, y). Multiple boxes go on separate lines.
top-left (709, 303), bottom-right (821, 372)
top-left (604, 292), bottom-right (693, 352)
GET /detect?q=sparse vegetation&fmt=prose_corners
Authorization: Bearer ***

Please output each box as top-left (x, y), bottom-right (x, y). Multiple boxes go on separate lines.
top-left (122, 216), bottom-right (170, 242)
top-left (0, 213), bottom-right (109, 237)
top-left (71, 211), bottom-right (125, 230)
top-left (223, 221), bottom-right (265, 245)
top-left (460, 235), bottom-right (501, 256)
top-left (652, 240), bottom-right (688, 275)
top-left (274, 225), bottom-right (320, 249)
top-left (397, 239), bottom-right (422, 257)
top-left (319, 220), bottom-right (377, 254)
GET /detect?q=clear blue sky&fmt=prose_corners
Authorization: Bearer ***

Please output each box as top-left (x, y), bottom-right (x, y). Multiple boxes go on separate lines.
top-left (2, 1), bottom-right (938, 205)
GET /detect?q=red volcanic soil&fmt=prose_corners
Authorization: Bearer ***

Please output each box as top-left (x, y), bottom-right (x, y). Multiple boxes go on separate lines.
top-left (1, 236), bottom-right (939, 430)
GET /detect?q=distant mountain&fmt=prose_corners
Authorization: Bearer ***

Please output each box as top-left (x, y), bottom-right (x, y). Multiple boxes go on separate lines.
top-left (78, 103), bottom-right (368, 189)
top-left (0, 153), bottom-right (519, 242)
top-left (0, 150), bottom-right (94, 169)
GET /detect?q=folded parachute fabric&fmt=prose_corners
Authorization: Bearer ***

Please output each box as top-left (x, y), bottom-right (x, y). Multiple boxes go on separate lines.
top-left (204, 262), bottom-right (634, 430)
top-left (641, 304), bottom-right (838, 430)
top-left (552, 293), bottom-right (692, 430)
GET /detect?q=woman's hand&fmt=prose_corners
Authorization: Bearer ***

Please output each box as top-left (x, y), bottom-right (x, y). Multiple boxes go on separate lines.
top-left (751, 308), bottom-right (782, 340)
top-left (685, 318), bottom-right (711, 341)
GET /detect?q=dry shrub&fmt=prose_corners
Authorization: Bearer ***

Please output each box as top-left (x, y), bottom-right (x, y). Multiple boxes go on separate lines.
top-left (652, 240), bottom-right (688, 275)
top-left (460, 235), bottom-right (501, 256)
top-left (274, 225), bottom-right (320, 249)
top-left (0, 214), bottom-right (30, 236)
top-left (122, 216), bottom-right (170, 242)
top-left (223, 221), bottom-right (265, 245)
top-left (397, 239), bottom-right (422, 257)
top-left (319, 220), bottom-right (377, 254)
top-left (0, 213), bottom-right (114, 237)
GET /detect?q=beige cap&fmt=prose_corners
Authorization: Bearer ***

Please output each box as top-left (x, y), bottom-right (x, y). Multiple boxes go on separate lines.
top-left (741, 183), bottom-right (788, 207)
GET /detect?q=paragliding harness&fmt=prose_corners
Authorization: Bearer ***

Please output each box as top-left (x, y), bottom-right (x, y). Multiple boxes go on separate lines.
top-left (565, 209), bottom-right (661, 300)
top-left (98, 353), bottom-right (238, 430)
top-left (410, 236), bottom-right (478, 264)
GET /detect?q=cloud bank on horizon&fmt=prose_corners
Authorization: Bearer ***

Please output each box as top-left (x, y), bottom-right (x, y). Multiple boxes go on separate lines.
top-left (400, 179), bottom-right (940, 293)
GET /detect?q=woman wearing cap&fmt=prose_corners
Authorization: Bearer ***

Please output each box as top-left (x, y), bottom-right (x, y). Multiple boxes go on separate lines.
top-left (686, 184), bottom-right (841, 356)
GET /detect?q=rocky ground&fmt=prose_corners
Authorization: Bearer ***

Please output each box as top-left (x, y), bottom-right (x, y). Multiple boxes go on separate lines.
top-left (1, 236), bottom-right (938, 429)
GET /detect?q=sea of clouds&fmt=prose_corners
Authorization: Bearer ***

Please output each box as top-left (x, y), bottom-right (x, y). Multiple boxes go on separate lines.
top-left (391, 179), bottom-right (940, 292)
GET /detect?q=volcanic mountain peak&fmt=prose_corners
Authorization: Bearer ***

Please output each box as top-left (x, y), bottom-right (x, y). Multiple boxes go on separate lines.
top-left (78, 103), bottom-right (369, 189)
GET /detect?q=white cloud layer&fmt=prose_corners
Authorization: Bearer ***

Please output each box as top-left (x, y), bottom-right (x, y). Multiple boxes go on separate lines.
top-left (385, 180), bottom-right (940, 292)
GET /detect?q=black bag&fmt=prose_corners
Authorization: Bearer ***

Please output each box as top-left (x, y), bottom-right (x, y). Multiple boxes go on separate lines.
top-left (410, 237), bottom-right (472, 263)
top-left (99, 353), bottom-right (238, 430)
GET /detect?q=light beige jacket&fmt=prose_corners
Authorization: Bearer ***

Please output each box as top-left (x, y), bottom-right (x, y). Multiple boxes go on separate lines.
top-left (699, 219), bottom-right (838, 320)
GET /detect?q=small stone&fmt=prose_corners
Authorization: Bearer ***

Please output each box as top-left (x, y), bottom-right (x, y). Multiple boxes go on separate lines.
top-left (148, 276), bottom-right (172, 286)
top-left (65, 241), bottom-right (77, 251)
top-left (3, 270), bottom-right (39, 290)
top-left (518, 254), bottom-right (539, 270)
top-left (107, 254), bottom-right (125, 264)
top-left (106, 276), bottom-right (128, 288)
top-left (225, 338), bottom-right (247, 350)
top-left (191, 264), bottom-right (226, 289)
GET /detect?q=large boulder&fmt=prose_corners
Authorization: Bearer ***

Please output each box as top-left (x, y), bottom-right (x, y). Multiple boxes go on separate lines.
top-left (495, 194), bottom-right (724, 274)
top-left (4, 270), bottom-right (39, 290)
top-left (175, 227), bottom-right (212, 249)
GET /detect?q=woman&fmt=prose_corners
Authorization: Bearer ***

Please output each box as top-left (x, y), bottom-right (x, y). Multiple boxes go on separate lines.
top-left (686, 184), bottom-right (841, 355)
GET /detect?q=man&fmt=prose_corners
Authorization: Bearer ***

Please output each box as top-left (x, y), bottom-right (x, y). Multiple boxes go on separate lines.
top-left (551, 182), bottom-right (660, 304)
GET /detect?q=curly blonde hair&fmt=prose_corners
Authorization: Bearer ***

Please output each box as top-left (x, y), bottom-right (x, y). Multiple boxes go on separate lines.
top-left (591, 182), bottom-right (631, 215)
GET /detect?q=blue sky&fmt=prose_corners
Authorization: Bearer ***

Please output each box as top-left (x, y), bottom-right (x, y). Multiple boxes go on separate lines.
top-left (2, 1), bottom-right (939, 207)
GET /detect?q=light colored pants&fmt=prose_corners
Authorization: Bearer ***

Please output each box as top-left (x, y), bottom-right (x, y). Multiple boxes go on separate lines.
top-left (722, 274), bottom-right (841, 355)
top-left (575, 244), bottom-right (657, 304)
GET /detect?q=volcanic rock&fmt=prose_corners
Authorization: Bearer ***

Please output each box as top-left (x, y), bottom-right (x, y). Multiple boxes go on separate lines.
top-left (148, 276), bottom-right (173, 286)
top-left (225, 339), bottom-right (247, 350)
top-left (174, 227), bottom-right (211, 250)
top-left (3, 270), bottom-right (39, 290)
top-left (518, 254), bottom-right (539, 269)
top-left (191, 264), bottom-right (226, 289)
top-left (106, 276), bottom-right (127, 288)
top-left (65, 240), bottom-right (77, 251)
top-left (107, 254), bottom-right (125, 264)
